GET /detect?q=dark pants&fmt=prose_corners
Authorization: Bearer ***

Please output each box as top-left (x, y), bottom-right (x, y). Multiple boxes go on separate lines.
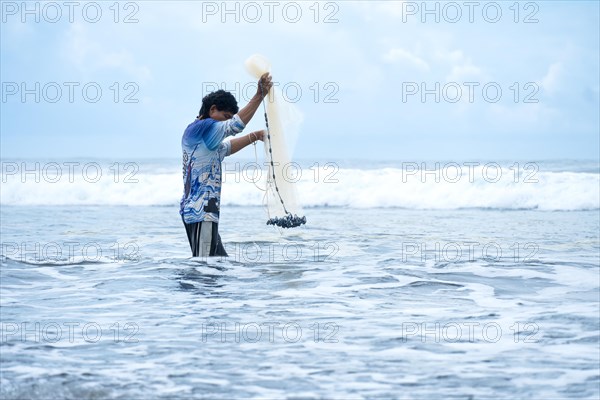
top-left (182, 218), bottom-right (228, 257)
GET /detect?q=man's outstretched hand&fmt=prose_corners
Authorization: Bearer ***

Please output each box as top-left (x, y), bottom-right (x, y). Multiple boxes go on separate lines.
top-left (253, 130), bottom-right (265, 142)
top-left (229, 130), bottom-right (266, 155)
top-left (257, 73), bottom-right (273, 98)
top-left (239, 74), bottom-right (273, 125)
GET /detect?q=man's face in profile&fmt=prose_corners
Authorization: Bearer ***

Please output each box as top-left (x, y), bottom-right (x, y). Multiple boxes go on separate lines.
top-left (209, 106), bottom-right (234, 121)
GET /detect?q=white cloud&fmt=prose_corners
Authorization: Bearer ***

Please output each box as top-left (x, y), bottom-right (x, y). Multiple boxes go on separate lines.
top-left (435, 49), bottom-right (464, 64)
top-left (61, 23), bottom-right (151, 82)
top-left (447, 63), bottom-right (482, 82)
top-left (62, 23), bottom-right (89, 67)
top-left (541, 62), bottom-right (563, 94)
top-left (383, 48), bottom-right (430, 70)
top-left (434, 50), bottom-right (484, 82)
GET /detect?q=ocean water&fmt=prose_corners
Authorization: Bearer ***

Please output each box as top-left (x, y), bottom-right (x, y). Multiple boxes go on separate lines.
top-left (1, 159), bottom-right (599, 399)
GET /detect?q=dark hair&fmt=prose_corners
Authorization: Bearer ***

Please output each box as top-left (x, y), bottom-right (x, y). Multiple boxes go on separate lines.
top-left (198, 90), bottom-right (239, 119)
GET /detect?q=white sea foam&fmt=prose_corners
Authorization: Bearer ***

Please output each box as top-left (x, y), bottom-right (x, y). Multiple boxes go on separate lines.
top-left (2, 162), bottom-right (598, 210)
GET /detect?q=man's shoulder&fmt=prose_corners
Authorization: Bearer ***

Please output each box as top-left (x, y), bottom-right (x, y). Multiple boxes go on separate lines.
top-left (185, 118), bottom-right (217, 132)
top-left (183, 119), bottom-right (219, 146)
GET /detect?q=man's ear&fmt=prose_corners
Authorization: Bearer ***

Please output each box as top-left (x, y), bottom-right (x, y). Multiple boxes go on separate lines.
top-left (209, 105), bottom-right (218, 116)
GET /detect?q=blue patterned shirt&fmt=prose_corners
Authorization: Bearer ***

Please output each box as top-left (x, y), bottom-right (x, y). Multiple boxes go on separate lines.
top-left (180, 114), bottom-right (245, 223)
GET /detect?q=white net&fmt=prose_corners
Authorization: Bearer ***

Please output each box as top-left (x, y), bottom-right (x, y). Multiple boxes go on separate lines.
top-left (244, 54), bottom-right (304, 222)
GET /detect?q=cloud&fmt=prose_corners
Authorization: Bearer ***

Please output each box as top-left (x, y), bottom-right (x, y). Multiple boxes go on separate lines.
top-left (61, 23), bottom-right (151, 81)
top-left (435, 50), bottom-right (484, 82)
top-left (447, 63), bottom-right (482, 82)
top-left (383, 48), bottom-right (430, 70)
top-left (541, 62), bottom-right (563, 94)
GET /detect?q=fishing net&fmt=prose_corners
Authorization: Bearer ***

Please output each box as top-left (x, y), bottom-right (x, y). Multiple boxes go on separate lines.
top-left (245, 54), bottom-right (306, 229)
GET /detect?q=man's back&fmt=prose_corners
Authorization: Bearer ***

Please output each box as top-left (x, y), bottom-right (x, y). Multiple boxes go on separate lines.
top-left (179, 115), bottom-right (244, 224)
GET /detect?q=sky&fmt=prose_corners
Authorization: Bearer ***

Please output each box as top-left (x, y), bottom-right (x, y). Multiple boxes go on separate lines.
top-left (1, 0), bottom-right (599, 161)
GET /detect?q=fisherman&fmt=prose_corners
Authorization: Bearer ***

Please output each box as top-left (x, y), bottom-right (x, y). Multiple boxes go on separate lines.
top-left (180, 73), bottom-right (273, 257)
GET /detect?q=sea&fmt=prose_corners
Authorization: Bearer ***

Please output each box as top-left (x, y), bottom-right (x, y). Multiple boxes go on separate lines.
top-left (1, 158), bottom-right (599, 399)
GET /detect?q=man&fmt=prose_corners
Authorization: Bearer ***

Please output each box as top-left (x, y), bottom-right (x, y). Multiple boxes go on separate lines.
top-left (180, 72), bottom-right (273, 257)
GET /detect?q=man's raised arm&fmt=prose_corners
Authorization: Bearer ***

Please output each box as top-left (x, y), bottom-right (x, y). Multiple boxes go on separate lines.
top-left (237, 72), bottom-right (273, 125)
